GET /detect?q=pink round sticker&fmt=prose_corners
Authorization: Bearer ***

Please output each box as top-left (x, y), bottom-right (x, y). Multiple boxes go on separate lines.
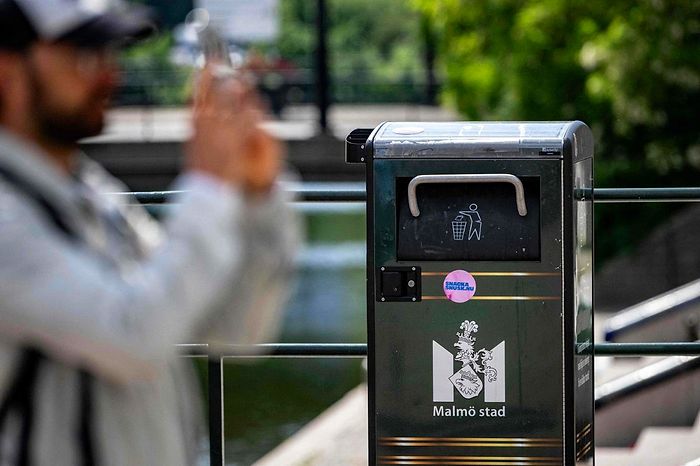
top-left (443, 270), bottom-right (477, 303)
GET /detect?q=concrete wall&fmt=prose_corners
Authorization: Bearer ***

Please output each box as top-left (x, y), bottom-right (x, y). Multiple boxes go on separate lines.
top-left (596, 204), bottom-right (700, 311)
top-left (81, 135), bottom-right (363, 191)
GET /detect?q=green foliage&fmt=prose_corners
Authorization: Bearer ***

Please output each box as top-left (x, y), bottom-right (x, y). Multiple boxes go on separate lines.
top-left (327, 0), bottom-right (421, 76)
top-left (117, 34), bottom-right (193, 106)
top-left (118, 0), bottom-right (427, 104)
top-left (277, 0), bottom-right (426, 102)
top-left (414, 0), bottom-right (700, 262)
top-left (277, 0), bottom-right (318, 69)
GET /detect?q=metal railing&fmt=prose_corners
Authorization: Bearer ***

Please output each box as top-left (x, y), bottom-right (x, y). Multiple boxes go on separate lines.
top-left (133, 187), bottom-right (700, 205)
top-left (195, 342), bottom-right (700, 465)
top-left (179, 341), bottom-right (700, 466)
top-left (182, 342), bottom-right (700, 359)
top-left (155, 184), bottom-right (700, 465)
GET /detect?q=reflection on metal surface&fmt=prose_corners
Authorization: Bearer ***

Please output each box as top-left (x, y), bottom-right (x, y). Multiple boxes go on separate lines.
top-left (379, 437), bottom-right (563, 448)
top-left (575, 423), bottom-right (593, 462)
top-left (422, 272), bottom-right (560, 277)
top-left (423, 296), bottom-right (560, 301)
top-left (380, 436), bottom-right (562, 441)
top-left (576, 423), bottom-right (592, 441)
top-left (576, 441), bottom-right (592, 461)
top-left (378, 453), bottom-right (562, 465)
top-left (379, 437), bottom-right (561, 445)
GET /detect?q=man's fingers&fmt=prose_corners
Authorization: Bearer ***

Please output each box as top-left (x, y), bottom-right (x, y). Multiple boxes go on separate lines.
top-left (196, 74), bottom-right (261, 125)
top-left (189, 63), bottom-right (283, 193)
top-left (194, 65), bottom-right (215, 112)
top-left (241, 128), bottom-right (283, 195)
top-left (195, 63), bottom-right (244, 113)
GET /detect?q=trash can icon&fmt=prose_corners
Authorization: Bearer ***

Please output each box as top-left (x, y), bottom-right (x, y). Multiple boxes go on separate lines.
top-left (452, 204), bottom-right (482, 241)
top-left (452, 214), bottom-right (468, 240)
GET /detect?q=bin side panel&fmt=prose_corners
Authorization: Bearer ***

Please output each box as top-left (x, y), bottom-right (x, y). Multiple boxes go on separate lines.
top-left (573, 157), bottom-right (594, 465)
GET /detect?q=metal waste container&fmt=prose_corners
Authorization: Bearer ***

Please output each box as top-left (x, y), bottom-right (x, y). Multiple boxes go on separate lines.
top-left (346, 121), bottom-right (594, 465)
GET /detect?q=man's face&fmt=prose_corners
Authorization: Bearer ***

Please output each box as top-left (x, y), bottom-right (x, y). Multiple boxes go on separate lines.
top-left (23, 42), bottom-right (119, 145)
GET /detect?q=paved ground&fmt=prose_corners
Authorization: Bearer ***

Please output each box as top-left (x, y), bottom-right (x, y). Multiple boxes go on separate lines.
top-left (253, 385), bottom-right (368, 466)
top-left (250, 310), bottom-right (697, 465)
top-left (253, 380), bottom-right (700, 466)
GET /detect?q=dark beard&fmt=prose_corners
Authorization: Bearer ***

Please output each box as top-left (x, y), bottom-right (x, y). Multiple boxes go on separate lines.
top-left (37, 104), bottom-right (106, 146)
top-left (26, 65), bottom-right (108, 147)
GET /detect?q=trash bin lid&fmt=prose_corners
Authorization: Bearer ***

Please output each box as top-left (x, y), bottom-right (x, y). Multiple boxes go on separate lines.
top-left (371, 121), bottom-right (592, 159)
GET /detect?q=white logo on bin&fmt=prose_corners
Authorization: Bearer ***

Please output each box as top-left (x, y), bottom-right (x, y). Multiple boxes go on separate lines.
top-left (433, 320), bottom-right (505, 403)
top-left (452, 204), bottom-right (482, 241)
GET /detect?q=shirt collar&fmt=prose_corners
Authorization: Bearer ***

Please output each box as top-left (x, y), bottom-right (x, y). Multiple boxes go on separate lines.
top-left (0, 127), bottom-right (86, 217)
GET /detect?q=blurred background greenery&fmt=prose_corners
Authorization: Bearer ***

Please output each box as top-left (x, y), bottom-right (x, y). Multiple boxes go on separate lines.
top-left (412, 0), bottom-right (700, 261)
top-left (116, 1), bottom-right (698, 463)
top-left (124, 0), bottom-right (699, 263)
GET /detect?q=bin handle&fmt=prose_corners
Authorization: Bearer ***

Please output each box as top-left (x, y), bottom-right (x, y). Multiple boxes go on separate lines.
top-left (408, 174), bottom-right (528, 217)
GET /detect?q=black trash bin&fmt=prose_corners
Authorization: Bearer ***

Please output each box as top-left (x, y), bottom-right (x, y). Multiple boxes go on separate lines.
top-left (347, 121), bottom-right (594, 466)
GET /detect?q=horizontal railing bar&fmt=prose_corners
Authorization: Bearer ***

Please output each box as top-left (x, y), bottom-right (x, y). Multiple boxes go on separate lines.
top-left (593, 342), bottom-right (700, 356)
top-left (129, 187), bottom-right (700, 204)
top-left (127, 191), bottom-right (183, 203)
top-left (177, 342), bottom-right (700, 358)
top-left (293, 187), bottom-right (367, 202)
top-left (143, 203), bottom-right (367, 217)
top-left (177, 343), bottom-right (369, 358)
top-left (593, 188), bottom-right (700, 203)
top-left (127, 187), bottom-right (367, 204)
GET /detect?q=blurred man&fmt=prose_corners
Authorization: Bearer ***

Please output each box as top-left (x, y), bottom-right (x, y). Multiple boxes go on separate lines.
top-left (0, 0), bottom-right (298, 464)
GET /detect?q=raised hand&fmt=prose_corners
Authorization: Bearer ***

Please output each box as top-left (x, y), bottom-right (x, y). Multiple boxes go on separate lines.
top-left (187, 64), bottom-right (283, 195)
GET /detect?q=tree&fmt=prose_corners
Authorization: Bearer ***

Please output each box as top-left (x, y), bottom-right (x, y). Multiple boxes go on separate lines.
top-left (276, 0), bottom-right (426, 102)
top-left (413, 0), bottom-right (700, 262)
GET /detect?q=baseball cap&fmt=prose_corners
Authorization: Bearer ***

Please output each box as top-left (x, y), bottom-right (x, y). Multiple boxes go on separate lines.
top-left (0, 0), bottom-right (156, 50)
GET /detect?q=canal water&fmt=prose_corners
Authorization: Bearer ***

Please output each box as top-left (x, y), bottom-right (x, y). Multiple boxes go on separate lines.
top-left (220, 203), bottom-right (367, 465)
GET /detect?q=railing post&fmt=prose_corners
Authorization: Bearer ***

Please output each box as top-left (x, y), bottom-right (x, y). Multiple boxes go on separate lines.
top-left (315, 0), bottom-right (330, 133)
top-left (208, 355), bottom-right (224, 466)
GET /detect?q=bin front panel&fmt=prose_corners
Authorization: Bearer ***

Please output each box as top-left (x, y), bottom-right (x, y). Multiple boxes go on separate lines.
top-left (371, 158), bottom-right (564, 464)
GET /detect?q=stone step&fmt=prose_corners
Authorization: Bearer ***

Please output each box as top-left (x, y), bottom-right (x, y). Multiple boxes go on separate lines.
top-left (253, 385), bottom-right (368, 466)
top-left (595, 447), bottom-right (635, 466)
top-left (634, 427), bottom-right (700, 459)
top-left (593, 312), bottom-right (663, 386)
top-left (595, 356), bottom-right (659, 385)
top-left (253, 383), bottom-right (700, 466)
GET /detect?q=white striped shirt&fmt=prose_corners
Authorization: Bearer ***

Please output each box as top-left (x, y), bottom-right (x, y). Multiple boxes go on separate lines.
top-left (0, 128), bottom-right (299, 465)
